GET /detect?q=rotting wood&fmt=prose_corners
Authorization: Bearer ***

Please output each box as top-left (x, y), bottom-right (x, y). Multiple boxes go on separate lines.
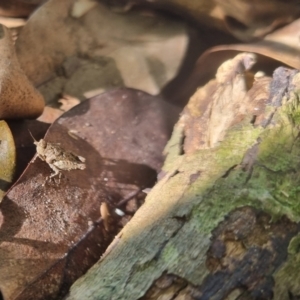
top-left (66, 54), bottom-right (300, 300)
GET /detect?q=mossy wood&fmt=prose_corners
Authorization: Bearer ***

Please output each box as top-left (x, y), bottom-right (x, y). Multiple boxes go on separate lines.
top-left (66, 56), bottom-right (300, 300)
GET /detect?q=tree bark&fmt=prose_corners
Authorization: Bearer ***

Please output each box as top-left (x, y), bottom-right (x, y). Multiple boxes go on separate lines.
top-left (65, 54), bottom-right (300, 300)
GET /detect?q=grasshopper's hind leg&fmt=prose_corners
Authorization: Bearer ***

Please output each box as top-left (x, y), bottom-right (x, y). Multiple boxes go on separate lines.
top-left (46, 164), bottom-right (63, 184)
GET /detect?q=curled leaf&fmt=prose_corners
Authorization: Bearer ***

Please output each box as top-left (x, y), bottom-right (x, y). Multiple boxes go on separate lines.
top-left (174, 18), bottom-right (300, 106)
top-left (108, 0), bottom-right (300, 41)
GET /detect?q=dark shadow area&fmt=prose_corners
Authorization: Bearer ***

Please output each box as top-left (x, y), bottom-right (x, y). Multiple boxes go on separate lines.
top-left (161, 25), bottom-right (239, 107)
top-left (7, 120), bottom-right (50, 180)
top-left (0, 197), bottom-right (26, 241)
top-left (0, 197), bottom-right (62, 253)
top-left (101, 157), bottom-right (157, 187)
top-left (0, 179), bottom-right (10, 192)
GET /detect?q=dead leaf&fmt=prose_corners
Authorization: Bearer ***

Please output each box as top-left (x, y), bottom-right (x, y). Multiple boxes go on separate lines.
top-left (71, 0), bottom-right (97, 18)
top-left (0, 16), bottom-right (26, 28)
top-left (214, 0), bottom-right (300, 41)
top-left (201, 17), bottom-right (300, 73)
top-left (173, 18), bottom-right (300, 106)
top-left (16, 0), bottom-right (189, 101)
top-left (37, 95), bottom-right (80, 124)
top-left (37, 107), bottom-right (63, 124)
top-left (0, 24), bottom-right (44, 119)
top-left (107, 0), bottom-right (300, 41)
top-left (0, 88), bottom-right (179, 300)
top-left (58, 94), bottom-right (80, 111)
top-left (0, 120), bottom-right (16, 202)
top-left (0, 0), bottom-right (45, 17)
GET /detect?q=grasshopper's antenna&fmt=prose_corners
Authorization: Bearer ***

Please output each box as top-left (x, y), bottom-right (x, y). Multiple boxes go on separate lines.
top-left (28, 130), bottom-right (38, 144)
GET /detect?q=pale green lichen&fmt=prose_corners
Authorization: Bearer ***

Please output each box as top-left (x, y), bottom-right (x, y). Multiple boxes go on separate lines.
top-left (273, 253), bottom-right (300, 300)
top-left (160, 90), bottom-right (300, 287)
top-left (68, 86), bottom-right (300, 299)
top-left (273, 233), bottom-right (300, 299)
top-left (161, 242), bottom-right (179, 262)
top-left (155, 91), bottom-right (300, 293)
top-left (288, 234), bottom-right (300, 255)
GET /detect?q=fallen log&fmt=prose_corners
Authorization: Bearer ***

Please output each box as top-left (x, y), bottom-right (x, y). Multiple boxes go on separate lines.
top-left (66, 53), bottom-right (300, 300)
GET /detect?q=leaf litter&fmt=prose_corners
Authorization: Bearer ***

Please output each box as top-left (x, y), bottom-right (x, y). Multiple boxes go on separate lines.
top-left (1, 0), bottom-right (300, 299)
top-left (0, 88), bottom-right (178, 299)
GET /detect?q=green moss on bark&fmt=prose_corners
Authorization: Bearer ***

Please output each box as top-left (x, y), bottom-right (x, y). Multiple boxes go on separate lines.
top-left (67, 78), bottom-right (300, 299)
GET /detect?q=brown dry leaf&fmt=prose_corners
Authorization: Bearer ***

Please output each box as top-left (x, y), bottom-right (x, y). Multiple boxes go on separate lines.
top-left (235, 17), bottom-right (300, 69)
top-left (16, 0), bottom-right (190, 105)
top-left (0, 0), bottom-right (45, 17)
top-left (0, 88), bottom-right (179, 300)
top-left (214, 0), bottom-right (300, 41)
top-left (202, 18), bottom-right (300, 72)
top-left (0, 17), bottom-right (26, 28)
top-left (0, 24), bottom-right (44, 119)
top-left (37, 95), bottom-right (80, 124)
top-left (36, 106), bottom-right (63, 124)
top-left (173, 18), bottom-right (300, 106)
top-left (107, 0), bottom-right (300, 41)
top-left (0, 120), bottom-right (16, 202)
top-left (58, 95), bottom-right (80, 112)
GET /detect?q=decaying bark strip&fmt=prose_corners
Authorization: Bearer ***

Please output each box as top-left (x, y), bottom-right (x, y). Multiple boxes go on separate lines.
top-left (66, 54), bottom-right (300, 300)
